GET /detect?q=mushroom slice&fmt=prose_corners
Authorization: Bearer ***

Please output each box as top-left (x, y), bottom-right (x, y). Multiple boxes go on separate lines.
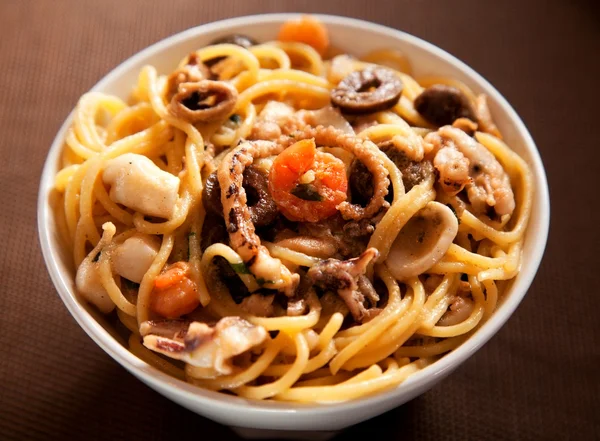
top-left (142, 317), bottom-right (268, 377)
top-left (387, 201), bottom-right (459, 280)
top-left (414, 85), bottom-right (475, 126)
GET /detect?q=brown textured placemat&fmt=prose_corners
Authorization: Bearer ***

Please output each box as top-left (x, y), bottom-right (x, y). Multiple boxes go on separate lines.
top-left (1, 0), bottom-right (599, 440)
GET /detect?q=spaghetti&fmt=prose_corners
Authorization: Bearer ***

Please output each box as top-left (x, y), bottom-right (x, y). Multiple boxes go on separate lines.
top-left (53, 15), bottom-right (533, 403)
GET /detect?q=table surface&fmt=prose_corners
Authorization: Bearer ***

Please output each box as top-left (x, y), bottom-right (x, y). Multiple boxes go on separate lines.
top-left (1, 0), bottom-right (599, 440)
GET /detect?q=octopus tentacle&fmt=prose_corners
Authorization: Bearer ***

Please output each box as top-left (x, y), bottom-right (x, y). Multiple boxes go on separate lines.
top-left (278, 125), bottom-right (390, 220)
top-left (217, 140), bottom-right (298, 294)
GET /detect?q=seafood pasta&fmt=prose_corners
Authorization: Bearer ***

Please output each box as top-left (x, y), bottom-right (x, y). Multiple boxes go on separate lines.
top-left (53, 16), bottom-right (533, 402)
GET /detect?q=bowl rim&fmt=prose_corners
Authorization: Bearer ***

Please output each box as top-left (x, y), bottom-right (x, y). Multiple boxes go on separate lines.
top-left (37, 12), bottom-right (550, 416)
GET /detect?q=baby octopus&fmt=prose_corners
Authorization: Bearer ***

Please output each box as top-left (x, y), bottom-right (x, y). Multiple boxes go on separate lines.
top-left (217, 140), bottom-right (299, 295)
top-left (307, 248), bottom-right (381, 323)
top-left (426, 126), bottom-right (515, 217)
top-left (277, 125), bottom-right (390, 221)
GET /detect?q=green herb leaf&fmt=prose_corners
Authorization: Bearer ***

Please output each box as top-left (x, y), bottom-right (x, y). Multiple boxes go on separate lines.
top-left (229, 113), bottom-right (242, 124)
top-left (291, 183), bottom-right (323, 201)
top-left (446, 203), bottom-right (461, 225)
top-left (230, 262), bottom-right (251, 274)
top-left (256, 278), bottom-right (274, 286)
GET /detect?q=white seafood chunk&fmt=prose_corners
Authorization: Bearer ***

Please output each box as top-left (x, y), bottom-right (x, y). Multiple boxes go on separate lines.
top-left (142, 317), bottom-right (268, 378)
top-left (103, 153), bottom-right (180, 219)
top-left (112, 233), bottom-right (161, 283)
top-left (258, 100), bottom-right (295, 122)
top-left (299, 106), bottom-right (354, 135)
top-left (75, 253), bottom-right (114, 314)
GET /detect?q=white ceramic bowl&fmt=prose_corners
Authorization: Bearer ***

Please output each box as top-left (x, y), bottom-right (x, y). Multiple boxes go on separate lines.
top-left (37, 13), bottom-right (550, 439)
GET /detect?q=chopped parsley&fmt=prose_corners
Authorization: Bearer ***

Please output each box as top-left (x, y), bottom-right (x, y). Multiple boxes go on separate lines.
top-left (256, 278), bottom-right (274, 287)
top-left (229, 113), bottom-right (242, 124)
top-left (291, 183), bottom-right (323, 201)
top-left (229, 262), bottom-right (251, 274)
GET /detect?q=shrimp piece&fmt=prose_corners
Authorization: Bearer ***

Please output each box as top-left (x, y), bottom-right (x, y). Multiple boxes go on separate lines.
top-left (426, 126), bottom-right (515, 216)
top-left (433, 146), bottom-right (471, 195)
top-left (218, 140), bottom-right (299, 294)
top-left (278, 15), bottom-right (330, 56)
top-left (269, 138), bottom-right (348, 222)
top-left (150, 261), bottom-right (200, 319)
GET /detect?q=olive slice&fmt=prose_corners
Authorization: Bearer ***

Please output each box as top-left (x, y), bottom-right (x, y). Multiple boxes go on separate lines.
top-left (330, 67), bottom-right (403, 114)
top-left (201, 166), bottom-right (278, 227)
top-left (209, 33), bottom-right (258, 48)
top-left (205, 34), bottom-right (258, 67)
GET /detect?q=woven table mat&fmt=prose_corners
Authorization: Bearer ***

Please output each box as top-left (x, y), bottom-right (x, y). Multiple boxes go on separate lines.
top-left (1, 0), bottom-right (599, 439)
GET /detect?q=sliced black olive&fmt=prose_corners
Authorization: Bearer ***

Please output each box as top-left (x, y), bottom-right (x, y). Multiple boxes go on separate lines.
top-left (205, 34), bottom-right (258, 67)
top-left (414, 85), bottom-right (475, 126)
top-left (331, 67), bottom-right (403, 114)
top-left (202, 166), bottom-right (278, 227)
top-left (200, 213), bottom-right (228, 252)
top-left (202, 171), bottom-right (223, 217)
top-left (209, 33), bottom-right (258, 48)
top-left (242, 165), bottom-right (279, 227)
